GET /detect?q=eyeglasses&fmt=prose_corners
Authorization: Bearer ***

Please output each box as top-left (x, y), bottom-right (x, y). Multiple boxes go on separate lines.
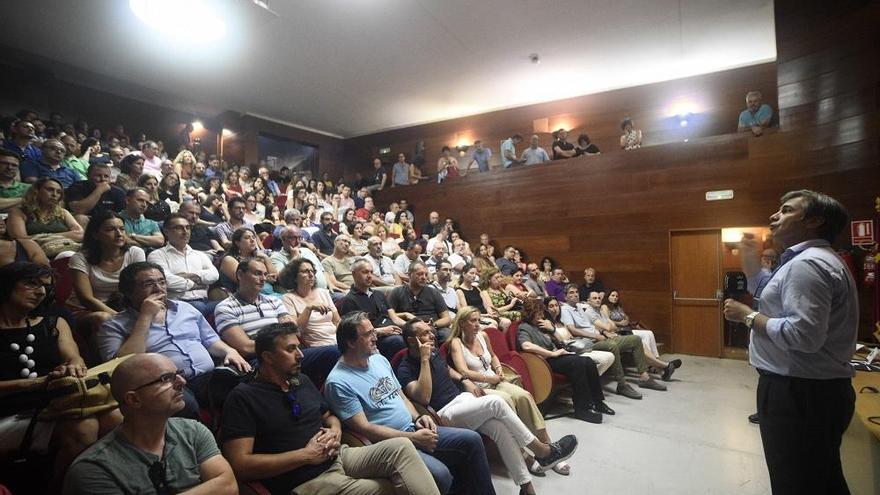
top-left (21, 279), bottom-right (52, 291)
top-left (133, 369), bottom-right (184, 391)
top-left (286, 387), bottom-right (301, 420)
top-left (141, 279), bottom-right (167, 290)
top-left (479, 355), bottom-right (490, 371)
top-left (148, 458), bottom-right (171, 495)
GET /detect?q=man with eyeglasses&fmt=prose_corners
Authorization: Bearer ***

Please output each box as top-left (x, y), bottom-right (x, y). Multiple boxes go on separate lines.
top-left (0, 149), bottom-right (29, 211)
top-left (19, 138), bottom-right (80, 187)
top-left (148, 214), bottom-right (219, 316)
top-left (324, 313), bottom-right (493, 495)
top-left (64, 353), bottom-right (238, 495)
top-left (97, 262), bottom-right (251, 419)
top-left (178, 200), bottom-right (224, 253)
top-left (2, 119), bottom-right (42, 166)
top-left (269, 225), bottom-right (326, 291)
top-left (271, 209), bottom-right (314, 251)
top-left (221, 323), bottom-right (439, 495)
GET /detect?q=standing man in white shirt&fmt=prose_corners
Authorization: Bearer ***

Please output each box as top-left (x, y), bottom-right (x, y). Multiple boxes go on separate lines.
top-left (724, 190), bottom-right (857, 495)
top-left (148, 214), bottom-right (219, 316)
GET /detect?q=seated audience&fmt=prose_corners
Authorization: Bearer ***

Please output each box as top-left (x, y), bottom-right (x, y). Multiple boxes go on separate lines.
top-left (158, 171), bottom-right (182, 205)
top-left (349, 221), bottom-right (369, 256)
top-left (224, 170), bottom-right (243, 200)
top-left (68, 210), bottom-right (145, 334)
top-left (323, 312), bottom-right (495, 495)
top-left (393, 239), bottom-right (422, 284)
top-left (455, 263), bottom-right (500, 327)
top-left (561, 286), bottom-right (665, 399)
top-left (206, 176), bottom-right (227, 202)
top-left (269, 225), bottom-right (326, 290)
top-left (388, 262), bottom-right (453, 342)
top-left (138, 140), bottom-right (163, 176)
top-left (601, 289), bottom-right (681, 380)
top-left (544, 268), bottom-right (568, 301)
top-left (137, 174), bottom-right (171, 222)
top-left (0, 262), bottom-right (122, 491)
top-left (506, 268), bottom-right (536, 300)
top-left (551, 129), bottom-right (577, 160)
top-left (97, 263), bottom-right (250, 419)
top-left (311, 211), bottom-right (337, 257)
top-left (495, 245), bottom-right (518, 275)
top-left (448, 306), bottom-right (572, 475)
top-left (220, 322), bottom-right (438, 495)
top-left (421, 211), bottom-right (442, 241)
top-left (63, 353), bottom-right (238, 495)
top-left (338, 259), bottom-right (406, 359)
top-left (119, 187), bottom-right (164, 249)
top-left (619, 117), bottom-right (643, 150)
top-left (184, 161), bottom-right (207, 198)
top-left (364, 235), bottom-right (398, 288)
top-left (6, 178), bottom-right (83, 256)
top-left (738, 90), bottom-right (774, 136)
top-left (424, 242), bottom-right (447, 278)
top-left (65, 162), bottom-right (126, 222)
top-left (200, 193), bottom-right (227, 224)
top-left (147, 214), bottom-right (219, 316)
top-left (398, 318), bottom-right (577, 494)
top-left (173, 149), bottom-right (197, 180)
top-left (430, 259), bottom-right (458, 313)
top-left (473, 243), bottom-right (495, 273)
top-left (0, 149), bottom-right (30, 211)
top-left (2, 120), bottom-right (41, 170)
top-left (574, 133), bottom-right (600, 156)
top-left (280, 258), bottom-right (341, 349)
top-left (20, 139), bottom-right (80, 187)
top-left (480, 267), bottom-right (521, 330)
top-left (218, 227), bottom-right (278, 294)
top-left (523, 263), bottom-right (547, 298)
top-left (542, 296), bottom-right (615, 375)
top-left (242, 192), bottom-right (263, 226)
top-left (578, 267), bottom-right (605, 301)
top-left (178, 200), bottom-right (223, 252)
top-left (213, 196), bottom-right (254, 249)
top-left (321, 234), bottom-right (355, 295)
top-left (60, 133), bottom-right (88, 180)
top-left (517, 299), bottom-right (611, 423)
top-left (501, 134), bottom-right (524, 168)
top-left (375, 224), bottom-right (402, 258)
top-left (114, 153), bottom-right (144, 191)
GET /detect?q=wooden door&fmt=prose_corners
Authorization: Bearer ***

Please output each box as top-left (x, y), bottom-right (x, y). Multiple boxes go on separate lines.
top-left (670, 230), bottom-right (722, 357)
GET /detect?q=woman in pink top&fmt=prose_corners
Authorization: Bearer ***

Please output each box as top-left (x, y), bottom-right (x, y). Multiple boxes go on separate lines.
top-left (279, 258), bottom-right (340, 347)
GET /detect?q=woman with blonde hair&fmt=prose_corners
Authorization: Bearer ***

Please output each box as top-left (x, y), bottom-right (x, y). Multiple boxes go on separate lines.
top-left (448, 306), bottom-right (572, 476)
top-left (6, 178), bottom-right (83, 254)
top-left (480, 266), bottom-right (521, 329)
top-left (172, 149), bottom-right (196, 179)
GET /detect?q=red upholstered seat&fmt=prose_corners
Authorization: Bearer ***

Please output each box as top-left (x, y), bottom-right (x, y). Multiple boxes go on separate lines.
top-left (483, 326), bottom-right (534, 396)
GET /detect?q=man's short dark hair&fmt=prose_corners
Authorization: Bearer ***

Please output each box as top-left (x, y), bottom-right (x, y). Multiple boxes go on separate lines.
top-left (236, 257), bottom-right (260, 278)
top-left (126, 187), bottom-right (147, 199)
top-left (0, 148), bottom-right (21, 161)
top-left (86, 162), bottom-right (111, 177)
top-left (780, 190), bottom-right (849, 243)
top-left (254, 322), bottom-right (300, 363)
top-left (337, 311), bottom-right (369, 354)
top-left (512, 134), bottom-right (523, 141)
top-left (162, 213), bottom-right (189, 232)
top-left (401, 317), bottom-right (426, 342)
top-left (119, 262), bottom-right (165, 296)
top-left (228, 196), bottom-right (246, 209)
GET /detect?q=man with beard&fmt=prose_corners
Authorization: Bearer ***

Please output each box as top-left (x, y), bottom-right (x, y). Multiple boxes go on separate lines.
top-left (311, 211), bottom-right (338, 257)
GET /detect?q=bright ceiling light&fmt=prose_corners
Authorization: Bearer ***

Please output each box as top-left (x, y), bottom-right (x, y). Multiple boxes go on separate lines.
top-left (191, 120), bottom-right (204, 131)
top-left (130, 0), bottom-right (227, 43)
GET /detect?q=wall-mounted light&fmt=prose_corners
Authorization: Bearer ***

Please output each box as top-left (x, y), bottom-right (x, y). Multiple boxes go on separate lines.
top-left (222, 129), bottom-right (235, 137)
top-left (678, 113), bottom-right (690, 127)
top-left (192, 120), bottom-right (204, 131)
top-left (455, 145), bottom-right (470, 154)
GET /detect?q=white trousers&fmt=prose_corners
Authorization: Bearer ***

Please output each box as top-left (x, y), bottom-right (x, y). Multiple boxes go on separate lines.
top-left (582, 350), bottom-right (615, 375)
top-left (438, 393), bottom-right (536, 486)
top-left (632, 329), bottom-right (660, 358)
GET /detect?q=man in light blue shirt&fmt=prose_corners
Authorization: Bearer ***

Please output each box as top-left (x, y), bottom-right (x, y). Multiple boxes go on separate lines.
top-left (392, 153), bottom-right (410, 186)
top-left (98, 262), bottom-right (251, 419)
top-left (499, 134), bottom-right (523, 168)
top-left (520, 135), bottom-right (550, 165)
top-left (723, 190), bottom-right (857, 494)
top-left (737, 90), bottom-right (774, 136)
top-left (464, 140), bottom-right (492, 174)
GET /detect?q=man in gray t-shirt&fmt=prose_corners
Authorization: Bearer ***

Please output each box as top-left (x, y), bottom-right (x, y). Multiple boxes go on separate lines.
top-left (63, 354), bottom-right (236, 494)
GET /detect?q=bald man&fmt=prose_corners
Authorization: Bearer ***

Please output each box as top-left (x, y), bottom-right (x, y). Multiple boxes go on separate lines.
top-left (64, 353), bottom-right (237, 495)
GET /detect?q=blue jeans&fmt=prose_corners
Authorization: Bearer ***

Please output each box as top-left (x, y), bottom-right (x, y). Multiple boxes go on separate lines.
top-left (416, 426), bottom-right (495, 495)
top-left (301, 345), bottom-right (341, 386)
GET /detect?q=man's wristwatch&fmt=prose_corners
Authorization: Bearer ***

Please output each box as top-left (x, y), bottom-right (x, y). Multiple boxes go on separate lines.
top-left (743, 311), bottom-right (760, 329)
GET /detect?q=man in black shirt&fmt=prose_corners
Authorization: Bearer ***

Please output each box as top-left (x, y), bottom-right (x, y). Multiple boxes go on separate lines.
top-left (577, 267), bottom-right (606, 302)
top-left (386, 262), bottom-right (451, 342)
top-left (311, 211), bottom-right (337, 258)
top-left (338, 259), bottom-right (405, 359)
top-left (220, 323), bottom-right (437, 495)
top-left (180, 200), bottom-right (222, 252)
top-left (551, 129), bottom-right (577, 160)
top-left (66, 163), bottom-right (126, 222)
top-left (420, 211), bottom-right (441, 241)
top-left (366, 158), bottom-right (388, 192)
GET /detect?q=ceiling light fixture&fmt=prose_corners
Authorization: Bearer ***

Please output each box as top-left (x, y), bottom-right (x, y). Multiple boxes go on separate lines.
top-left (191, 120), bottom-right (204, 131)
top-left (129, 0), bottom-right (227, 43)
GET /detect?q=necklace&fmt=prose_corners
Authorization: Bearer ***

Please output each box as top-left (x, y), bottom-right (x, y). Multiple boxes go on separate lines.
top-left (7, 320), bottom-right (38, 378)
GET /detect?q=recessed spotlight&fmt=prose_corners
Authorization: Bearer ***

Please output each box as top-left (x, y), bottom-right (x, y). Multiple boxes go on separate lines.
top-left (529, 53), bottom-right (541, 64)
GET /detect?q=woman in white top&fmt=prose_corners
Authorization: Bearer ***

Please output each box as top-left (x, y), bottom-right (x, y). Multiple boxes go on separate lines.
top-left (279, 258), bottom-right (340, 348)
top-left (448, 306), bottom-right (572, 476)
top-left (348, 221), bottom-right (369, 256)
top-left (68, 210), bottom-right (145, 334)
